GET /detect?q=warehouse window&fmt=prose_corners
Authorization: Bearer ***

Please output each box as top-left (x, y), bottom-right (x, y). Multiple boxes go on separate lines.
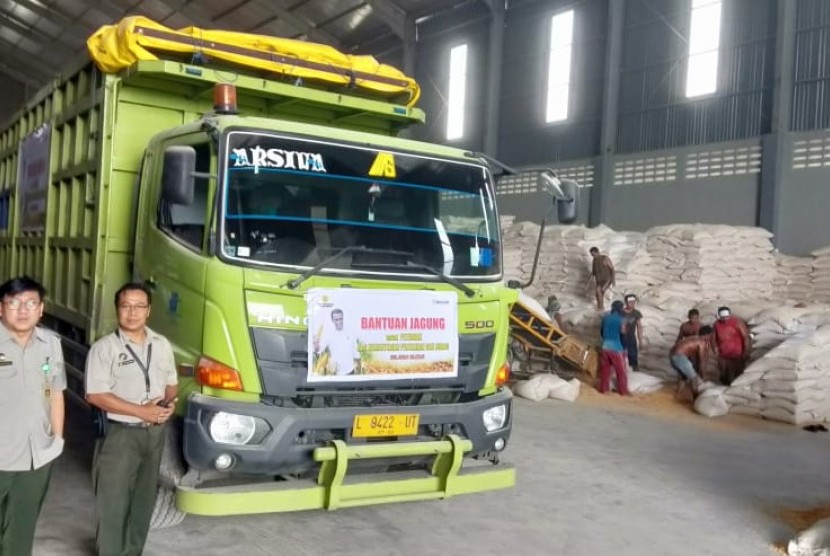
top-left (446, 43), bottom-right (468, 141)
top-left (545, 10), bottom-right (574, 123)
top-left (685, 0), bottom-right (722, 97)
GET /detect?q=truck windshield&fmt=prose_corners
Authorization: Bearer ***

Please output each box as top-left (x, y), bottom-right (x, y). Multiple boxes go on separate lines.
top-left (220, 131), bottom-right (501, 278)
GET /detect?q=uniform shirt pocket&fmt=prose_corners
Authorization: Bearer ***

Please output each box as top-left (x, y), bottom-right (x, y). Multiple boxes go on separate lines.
top-left (114, 358), bottom-right (139, 382)
top-left (0, 366), bottom-right (20, 405)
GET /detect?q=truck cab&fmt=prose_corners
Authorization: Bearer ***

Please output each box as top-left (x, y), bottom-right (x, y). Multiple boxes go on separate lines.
top-left (133, 108), bottom-right (516, 516)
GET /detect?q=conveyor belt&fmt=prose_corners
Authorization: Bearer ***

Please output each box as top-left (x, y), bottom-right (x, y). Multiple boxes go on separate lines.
top-left (509, 300), bottom-right (598, 377)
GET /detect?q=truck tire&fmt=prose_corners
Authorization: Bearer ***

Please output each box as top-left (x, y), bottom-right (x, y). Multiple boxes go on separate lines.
top-left (509, 338), bottom-right (530, 363)
top-left (150, 486), bottom-right (186, 529)
top-left (508, 339), bottom-right (532, 377)
top-left (150, 420), bottom-right (187, 529)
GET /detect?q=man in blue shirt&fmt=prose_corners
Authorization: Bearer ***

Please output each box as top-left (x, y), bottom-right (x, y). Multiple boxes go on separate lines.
top-left (599, 300), bottom-right (630, 395)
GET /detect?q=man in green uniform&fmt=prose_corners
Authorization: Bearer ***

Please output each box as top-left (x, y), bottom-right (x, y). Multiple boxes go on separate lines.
top-left (0, 276), bottom-right (66, 555)
top-left (86, 282), bottom-right (178, 556)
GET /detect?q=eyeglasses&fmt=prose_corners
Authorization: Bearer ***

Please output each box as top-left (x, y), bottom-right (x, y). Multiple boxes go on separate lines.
top-left (3, 298), bottom-right (41, 311)
top-left (118, 304), bottom-right (149, 312)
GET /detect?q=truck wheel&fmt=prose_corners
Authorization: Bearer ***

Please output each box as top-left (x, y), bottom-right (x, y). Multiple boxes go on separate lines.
top-left (150, 420), bottom-right (187, 529)
top-left (150, 486), bottom-right (186, 529)
top-left (509, 339), bottom-right (530, 363)
top-left (508, 339), bottom-right (531, 377)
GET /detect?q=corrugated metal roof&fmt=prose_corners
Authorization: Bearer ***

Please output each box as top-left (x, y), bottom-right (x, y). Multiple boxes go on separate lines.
top-left (0, 0), bottom-right (465, 89)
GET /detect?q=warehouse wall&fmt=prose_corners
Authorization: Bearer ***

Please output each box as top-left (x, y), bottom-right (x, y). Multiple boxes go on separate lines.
top-left (791, 0), bottom-right (830, 131)
top-left (617, 0), bottom-right (776, 153)
top-left (407, 2), bottom-right (491, 153)
top-left (604, 139), bottom-right (762, 230)
top-left (372, 0), bottom-right (829, 255)
top-left (776, 131), bottom-right (830, 255)
top-left (498, 0), bottom-right (606, 164)
top-left (391, 0), bottom-right (608, 164)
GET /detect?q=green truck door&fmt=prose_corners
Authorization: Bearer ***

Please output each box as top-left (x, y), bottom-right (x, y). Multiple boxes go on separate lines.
top-left (134, 139), bottom-right (213, 384)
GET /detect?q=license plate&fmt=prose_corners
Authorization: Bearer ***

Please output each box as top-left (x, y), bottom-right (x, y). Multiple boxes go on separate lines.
top-left (352, 414), bottom-right (419, 438)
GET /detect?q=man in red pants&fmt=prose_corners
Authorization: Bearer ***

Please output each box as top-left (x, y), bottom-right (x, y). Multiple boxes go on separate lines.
top-left (598, 300), bottom-right (630, 396)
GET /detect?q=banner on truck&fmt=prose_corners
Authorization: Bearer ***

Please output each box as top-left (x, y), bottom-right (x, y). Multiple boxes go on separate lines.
top-left (307, 288), bottom-right (458, 382)
top-left (17, 124), bottom-right (51, 232)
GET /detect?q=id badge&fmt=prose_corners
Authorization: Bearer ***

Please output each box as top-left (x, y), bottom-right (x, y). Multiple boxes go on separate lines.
top-left (42, 359), bottom-right (52, 398)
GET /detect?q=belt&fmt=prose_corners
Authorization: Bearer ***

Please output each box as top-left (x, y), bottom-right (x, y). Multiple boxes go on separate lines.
top-left (107, 418), bottom-right (153, 429)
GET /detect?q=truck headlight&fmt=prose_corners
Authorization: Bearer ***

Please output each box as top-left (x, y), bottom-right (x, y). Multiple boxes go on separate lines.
top-left (482, 404), bottom-right (507, 432)
top-left (209, 412), bottom-right (256, 445)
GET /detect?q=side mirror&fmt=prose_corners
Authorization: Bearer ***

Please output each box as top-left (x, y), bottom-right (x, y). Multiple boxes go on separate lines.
top-left (556, 178), bottom-right (579, 224)
top-left (540, 171), bottom-right (566, 198)
top-left (503, 168), bottom-right (582, 290)
top-left (540, 171), bottom-right (579, 224)
top-left (161, 146), bottom-right (196, 205)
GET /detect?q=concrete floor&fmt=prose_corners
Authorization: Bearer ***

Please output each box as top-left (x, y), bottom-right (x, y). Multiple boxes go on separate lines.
top-left (32, 395), bottom-right (830, 556)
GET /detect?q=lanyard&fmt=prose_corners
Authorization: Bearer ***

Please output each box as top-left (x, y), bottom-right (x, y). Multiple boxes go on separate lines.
top-left (117, 330), bottom-right (153, 396)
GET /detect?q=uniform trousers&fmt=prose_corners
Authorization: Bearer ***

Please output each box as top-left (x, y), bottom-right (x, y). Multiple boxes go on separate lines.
top-left (0, 461), bottom-right (53, 556)
top-left (93, 422), bottom-right (166, 556)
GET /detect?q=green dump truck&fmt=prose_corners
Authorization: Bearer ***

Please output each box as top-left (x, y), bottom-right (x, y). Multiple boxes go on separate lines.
top-left (0, 30), bottom-right (519, 526)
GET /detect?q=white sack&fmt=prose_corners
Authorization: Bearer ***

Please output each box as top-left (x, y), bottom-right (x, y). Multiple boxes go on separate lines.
top-left (693, 386), bottom-right (730, 417)
top-left (627, 371), bottom-right (664, 394)
top-left (548, 377), bottom-right (581, 402)
top-left (512, 375), bottom-right (557, 402)
top-left (788, 517), bottom-right (830, 556)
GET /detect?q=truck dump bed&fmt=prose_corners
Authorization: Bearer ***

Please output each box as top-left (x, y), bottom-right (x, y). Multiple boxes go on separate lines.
top-left (0, 49), bottom-right (423, 395)
top-left (0, 59), bottom-right (425, 327)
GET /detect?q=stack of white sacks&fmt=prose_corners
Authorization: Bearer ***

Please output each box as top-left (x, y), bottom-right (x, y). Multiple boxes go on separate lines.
top-left (705, 324), bottom-right (830, 424)
top-left (500, 216), bottom-right (522, 285)
top-left (644, 225), bottom-right (776, 300)
top-left (502, 220), bottom-right (830, 423)
top-left (499, 223), bottom-right (649, 302)
top-left (773, 253), bottom-right (813, 302)
top-left (726, 324), bottom-right (830, 424)
top-left (810, 246), bottom-right (830, 302)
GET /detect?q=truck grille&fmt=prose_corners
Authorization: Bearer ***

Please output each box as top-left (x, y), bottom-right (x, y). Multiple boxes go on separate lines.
top-left (285, 389), bottom-right (463, 409)
top-left (326, 393), bottom-right (410, 407)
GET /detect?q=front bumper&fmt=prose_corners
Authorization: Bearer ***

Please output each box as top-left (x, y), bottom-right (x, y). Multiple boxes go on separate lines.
top-left (182, 388), bottom-right (513, 475)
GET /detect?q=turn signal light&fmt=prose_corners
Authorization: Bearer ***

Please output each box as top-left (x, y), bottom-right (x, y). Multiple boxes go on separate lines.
top-left (196, 356), bottom-right (243, 390)
top-left (495, 362), bottom-right (511, 386)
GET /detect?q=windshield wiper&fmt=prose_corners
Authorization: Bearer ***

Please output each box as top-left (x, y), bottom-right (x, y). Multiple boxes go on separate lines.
top-left (350, 261), bottom-right (475, 298)
top-left (408, 262), bottom-right (476, 298)
top-left (285, 246), bottom-right (414, 290)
